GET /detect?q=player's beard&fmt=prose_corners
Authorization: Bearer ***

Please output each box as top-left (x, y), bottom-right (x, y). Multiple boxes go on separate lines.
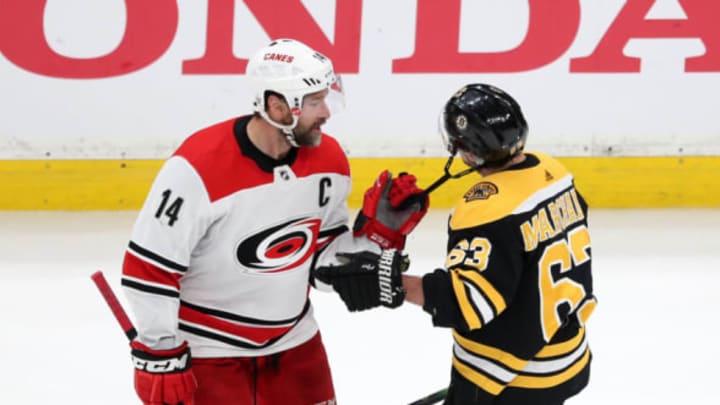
top-left (292, 118), bottom-right (326, 147)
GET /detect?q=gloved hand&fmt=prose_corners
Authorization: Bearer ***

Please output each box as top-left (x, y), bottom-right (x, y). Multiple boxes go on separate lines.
top-left (131, 340), bottom-right (197, 405)
top-left (353, 170), bottom-right (429, 250)
top-left (314, 249), bottom-right (410, 311)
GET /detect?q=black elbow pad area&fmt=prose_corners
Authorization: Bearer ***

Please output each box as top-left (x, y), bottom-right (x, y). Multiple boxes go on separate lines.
top-left (422, 269), bottom-right (467, 330)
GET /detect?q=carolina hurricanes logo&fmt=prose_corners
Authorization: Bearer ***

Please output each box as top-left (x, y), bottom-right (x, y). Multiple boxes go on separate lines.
top-left (236, 217), bottom-right (320, 273)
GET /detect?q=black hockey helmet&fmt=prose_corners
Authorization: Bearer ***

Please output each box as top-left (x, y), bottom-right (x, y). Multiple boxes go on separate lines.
top-left (440, 83), bottom-right (528, 168)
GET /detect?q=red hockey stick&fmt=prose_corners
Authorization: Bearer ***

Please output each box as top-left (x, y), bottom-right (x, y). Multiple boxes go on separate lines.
top-left (91, 270), bottom-right (137, 341)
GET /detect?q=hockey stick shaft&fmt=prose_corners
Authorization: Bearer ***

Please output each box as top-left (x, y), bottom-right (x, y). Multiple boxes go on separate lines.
top-left (408, 387), bottom-right (448, 405)
top-left (396, 155), bottom-right (476, 210)
top-left (396, 173), bottom-right (452, 210)
top-left (91, 270), bottom-right (137, 341)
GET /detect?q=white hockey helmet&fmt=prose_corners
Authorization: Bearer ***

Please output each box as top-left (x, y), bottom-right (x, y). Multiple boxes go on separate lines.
top-left (246, 39), bottom-right (344, 145)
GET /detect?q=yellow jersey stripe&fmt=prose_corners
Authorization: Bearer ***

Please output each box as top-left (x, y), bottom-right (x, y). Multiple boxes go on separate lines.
top-left (450, 270), bottom-right (482, 329)
top-left (536, 327), bottom-right (585, 359)
top-left (453, 331), bottom-right (527, 371)
top-left (452, 356), bottom-right (506, 396)
top-left (456, 269), bottom-right (507, 314)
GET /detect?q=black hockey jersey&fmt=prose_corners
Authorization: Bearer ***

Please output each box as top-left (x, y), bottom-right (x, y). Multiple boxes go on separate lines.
top-left (422, 152), bottom-right (596, 400)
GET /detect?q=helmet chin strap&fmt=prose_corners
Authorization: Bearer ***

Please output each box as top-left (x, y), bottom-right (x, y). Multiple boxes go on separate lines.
top-left (257, 108), bottom-right (301, 147)
top-left (432, 153), bottom-right (481, 190)
top-left (395, 153), bottom-right (480, 210)
top-left (281, 128), bottom-right (300, 148)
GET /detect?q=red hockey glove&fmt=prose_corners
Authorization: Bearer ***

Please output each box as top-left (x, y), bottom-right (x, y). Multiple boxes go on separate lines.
top-left (131, 340), bottom-right (197, 405)
top-left (353, 170), bottom-right (429, 249)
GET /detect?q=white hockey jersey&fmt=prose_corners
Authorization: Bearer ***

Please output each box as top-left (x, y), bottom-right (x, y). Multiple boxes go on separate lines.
top-left (121, 116), bottom-right (377, 357)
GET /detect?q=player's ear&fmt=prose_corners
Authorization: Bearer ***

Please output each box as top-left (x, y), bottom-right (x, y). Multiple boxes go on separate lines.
top-left (266, 93), bottom-right (290, 119)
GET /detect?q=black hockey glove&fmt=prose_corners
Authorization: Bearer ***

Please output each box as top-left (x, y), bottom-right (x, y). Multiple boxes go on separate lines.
top-left (314, 249), bottom-right (409, 312)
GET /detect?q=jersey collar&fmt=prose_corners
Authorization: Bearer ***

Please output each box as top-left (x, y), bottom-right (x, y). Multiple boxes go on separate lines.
top-left (234, 116), bottom-right (299, 173)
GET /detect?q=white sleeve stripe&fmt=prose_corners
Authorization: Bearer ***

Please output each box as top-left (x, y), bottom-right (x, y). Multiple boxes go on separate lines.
top-left (466, 282), bottom-right (496, 325)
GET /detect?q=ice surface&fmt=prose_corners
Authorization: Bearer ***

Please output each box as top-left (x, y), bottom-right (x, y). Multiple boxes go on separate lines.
top-left (1, 209), bottom-right (718, 404)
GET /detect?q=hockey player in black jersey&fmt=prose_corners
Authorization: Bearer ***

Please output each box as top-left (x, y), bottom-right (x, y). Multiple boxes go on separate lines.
top-left (316, 83), bottom-right (597, 405)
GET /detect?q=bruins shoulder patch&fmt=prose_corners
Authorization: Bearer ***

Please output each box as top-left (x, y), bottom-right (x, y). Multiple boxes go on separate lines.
top-left (464, 182), bottom-right (498, 202)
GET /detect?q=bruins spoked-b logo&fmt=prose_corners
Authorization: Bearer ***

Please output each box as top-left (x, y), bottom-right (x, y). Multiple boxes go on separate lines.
top-left (464, 182), bottom-right (499, 202)
top-left (236, 217), bottom-right (320, 273)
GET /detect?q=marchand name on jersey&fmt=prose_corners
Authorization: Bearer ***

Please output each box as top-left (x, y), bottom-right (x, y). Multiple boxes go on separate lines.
top-left (520, 188), bottom-right (585, 252)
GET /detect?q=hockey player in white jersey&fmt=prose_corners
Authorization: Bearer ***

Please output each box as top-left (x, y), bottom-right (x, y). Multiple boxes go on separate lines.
top-left (120, 39), bottom-right (427, 405)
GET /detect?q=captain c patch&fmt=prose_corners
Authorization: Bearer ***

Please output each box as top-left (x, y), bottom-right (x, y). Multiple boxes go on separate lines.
top-left (464, 182), bottom-right (499, 202)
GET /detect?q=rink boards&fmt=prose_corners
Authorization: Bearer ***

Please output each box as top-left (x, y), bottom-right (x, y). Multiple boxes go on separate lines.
top-left (1, 156), bottom-right (719, 210)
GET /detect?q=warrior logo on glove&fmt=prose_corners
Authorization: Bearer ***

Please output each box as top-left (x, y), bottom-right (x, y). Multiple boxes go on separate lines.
top-left (378, 249), bottom-right (402, 305)
top-left (314, 249), bottom-right (410, 312)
